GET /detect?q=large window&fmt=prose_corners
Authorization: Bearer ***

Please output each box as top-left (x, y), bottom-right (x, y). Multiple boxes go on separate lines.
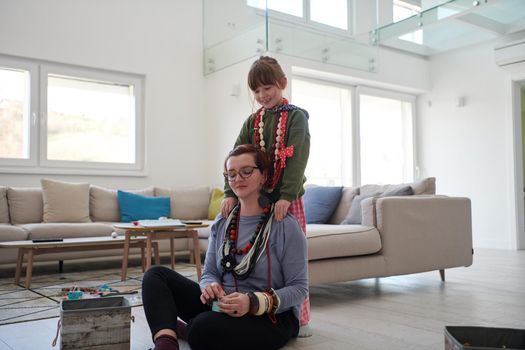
top-left (247, 0), bottom-right (350, 32)
top-left (0, 67), bottom-right (31, 160)
top-left (0, 55), bottom-right (144, 175)
top-left (292, 77), bottom-right (415, 186)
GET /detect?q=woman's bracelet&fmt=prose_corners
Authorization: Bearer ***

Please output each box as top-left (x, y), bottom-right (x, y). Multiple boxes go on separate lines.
top-left (254, 292), bottom-right (267, 315)
top-left (267, 288), bottom-right (280, 315)
top-left (247, 292), bottom-right (259, 315)
top-left (251, 289), bottom-right (280, 316)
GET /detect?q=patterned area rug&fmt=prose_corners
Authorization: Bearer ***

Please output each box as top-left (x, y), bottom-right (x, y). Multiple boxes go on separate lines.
top-left (0, 260), bottom-right (198, 325)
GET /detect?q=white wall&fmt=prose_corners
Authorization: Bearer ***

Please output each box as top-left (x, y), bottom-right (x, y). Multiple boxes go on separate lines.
top-left (0, 0), bottom-right (209, 189)
top-left (417, 39), bottom-right (523, 249)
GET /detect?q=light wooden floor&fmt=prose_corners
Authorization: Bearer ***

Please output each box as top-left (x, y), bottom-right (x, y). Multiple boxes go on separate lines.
top-left (0, 248), bottom-right (523, 350)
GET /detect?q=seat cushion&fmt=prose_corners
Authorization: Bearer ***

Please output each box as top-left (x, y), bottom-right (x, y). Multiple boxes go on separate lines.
top-left (306, 224), bottom-right (382, 260)
top-left (22, 223), bottom-right (114, 240)
top-left (0, 224), bottom-right (28, 241)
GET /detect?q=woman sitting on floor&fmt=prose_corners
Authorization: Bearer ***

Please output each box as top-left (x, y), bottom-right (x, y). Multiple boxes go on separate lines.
top-left (141, 144), bottom-right (309, 350)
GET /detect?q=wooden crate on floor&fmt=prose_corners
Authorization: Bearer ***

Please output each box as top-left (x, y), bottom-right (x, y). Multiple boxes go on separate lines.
top-left (60, 297), bottom-right (131, 350)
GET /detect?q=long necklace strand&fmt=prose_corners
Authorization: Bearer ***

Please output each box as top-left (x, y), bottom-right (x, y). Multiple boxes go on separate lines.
top-left (253, 99), bottom-right (292, 189)
top-left (220, 204), bottom-right (274, 280)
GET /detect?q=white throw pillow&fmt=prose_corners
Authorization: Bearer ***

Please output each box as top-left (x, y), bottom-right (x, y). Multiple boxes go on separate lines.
top-left (41, 179), bottom-right (91, 223)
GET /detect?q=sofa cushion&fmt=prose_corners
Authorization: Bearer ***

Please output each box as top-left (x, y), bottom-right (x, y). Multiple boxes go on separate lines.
top-left (0, 224), bottom-right (28, 241)
top-left (360, 177), bottom-right (436, 196)
top-left (41, 179), bottom-right (91, 223)
top-left (411, 177), bottom-right (436, 195)
top-left (341, 192), bottom-right (380, 225)
top-left (208, 188), bottom-right (224, 220)
top-left (7, 187), bottom-right (43, 224)
top-left (304, 186), bottom-right (343, 224)
top-left (381, 185), bottom-right (413, 197)
top-left (155, 187), bottom-right (210, 220)
top-left (307, 224), bottom-right (381, 260)
top-left (90, 186), bottom-right (154, 222)
top-left (22, 223), bottom-right (114, 239)
top-left (328, 187), bottom-right (359, 224)
top-left (0, 187), bottom-right (9, 223)
top-left (117, 190), bottom-right (170, 222)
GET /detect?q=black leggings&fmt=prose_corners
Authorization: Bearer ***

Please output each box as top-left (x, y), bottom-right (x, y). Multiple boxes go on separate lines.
top-left (142, 266), bottom-right (299, 350)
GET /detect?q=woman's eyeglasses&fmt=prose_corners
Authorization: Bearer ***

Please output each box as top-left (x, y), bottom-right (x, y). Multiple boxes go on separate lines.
top-left (224, 166), bottom-right (259, 181)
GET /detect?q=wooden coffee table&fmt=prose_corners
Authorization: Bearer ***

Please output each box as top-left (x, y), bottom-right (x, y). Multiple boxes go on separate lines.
top-left (0, 236), bottom-right (156, 288)
top-left (115, 223), bottom-right (207, 281)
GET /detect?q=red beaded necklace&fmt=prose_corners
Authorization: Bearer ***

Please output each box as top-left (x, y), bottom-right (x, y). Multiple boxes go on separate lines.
top-left (226, 204), bottom-right (271, 255)
top-left (220, 203), bottom-right (273, 280)
top-left (253, 98), bottom-right (294, 190)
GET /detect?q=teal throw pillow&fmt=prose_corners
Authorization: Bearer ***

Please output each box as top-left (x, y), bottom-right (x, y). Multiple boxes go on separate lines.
top-left (304, 186), bottom-right (343, 224)
top-left (117, 190), bottom-right (170, 222)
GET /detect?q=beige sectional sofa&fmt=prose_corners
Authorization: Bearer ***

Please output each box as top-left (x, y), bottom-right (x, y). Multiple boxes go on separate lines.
top-left (0, 177), bottom-right (473, 286)
top-left (0, 183), bottom-right (215, 266)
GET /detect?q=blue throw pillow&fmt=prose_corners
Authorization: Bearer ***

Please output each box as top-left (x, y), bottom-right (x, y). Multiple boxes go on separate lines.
top-left (117, 190), bottom-right (171, 222)
top-left (304, 186), bottom-right (343, 224)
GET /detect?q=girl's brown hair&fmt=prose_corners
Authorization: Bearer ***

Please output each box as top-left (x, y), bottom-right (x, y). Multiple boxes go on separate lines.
top-left (247, 56), bottom-right (286, 91)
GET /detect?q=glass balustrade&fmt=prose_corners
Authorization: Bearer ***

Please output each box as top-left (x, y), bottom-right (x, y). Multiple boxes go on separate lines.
top-left (376, 0), bottom-right (525, 56)
top-left (203, 0), bottom-right (378, 75)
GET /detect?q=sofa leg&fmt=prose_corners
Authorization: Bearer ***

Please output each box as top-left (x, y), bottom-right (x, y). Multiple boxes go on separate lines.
top-left (439, 269), bottom-right (445, 282)
top-left (59, 260), bottom-right (64, 273)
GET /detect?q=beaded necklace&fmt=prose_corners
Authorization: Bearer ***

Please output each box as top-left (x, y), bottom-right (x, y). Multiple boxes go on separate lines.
top-left (220, 203), bottom-right (273, 280)
top-left (253, 98), bottom-right (295, 190)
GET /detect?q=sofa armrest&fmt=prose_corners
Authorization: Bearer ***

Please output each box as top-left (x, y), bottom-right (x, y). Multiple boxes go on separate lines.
top-left (374, 195), bottom-right (473, 275)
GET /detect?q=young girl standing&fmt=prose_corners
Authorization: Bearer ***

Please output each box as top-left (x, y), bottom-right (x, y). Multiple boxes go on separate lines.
top-left (220, 56), bottom-right (311, 334)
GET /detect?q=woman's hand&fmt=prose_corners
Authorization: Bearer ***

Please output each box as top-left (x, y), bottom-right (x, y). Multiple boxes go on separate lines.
top-left (220, 197), bottom-right (238, 218)
top-left (200, 282), bottom-right (225, 305)
top-left (219, 292), bottom-right (250, 317)
top-left (274, 199), bottom-right (291, 221)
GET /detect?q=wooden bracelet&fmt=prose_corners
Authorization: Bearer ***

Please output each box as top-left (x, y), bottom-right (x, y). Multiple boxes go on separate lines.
top-left (247, 292), bottom-right (259, 315)
top-left (267, 288), bottom-right (280, 314)
top-left (264, 292), bottom-right (273, 314)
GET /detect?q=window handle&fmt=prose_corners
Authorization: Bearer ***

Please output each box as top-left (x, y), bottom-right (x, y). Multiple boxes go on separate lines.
top-left (31, 112), bottom-right (37, 126)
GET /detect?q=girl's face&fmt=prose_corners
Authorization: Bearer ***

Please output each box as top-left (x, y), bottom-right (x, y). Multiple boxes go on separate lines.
top-left (253, 84), bottom-right (283, 109)
top-left (225, 153), bottom-right (266, 201)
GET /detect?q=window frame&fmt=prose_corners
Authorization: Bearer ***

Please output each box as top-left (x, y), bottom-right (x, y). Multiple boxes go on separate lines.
top-left (0, 55), bottom-right (39, 168)
top-left (248, 0), bottom-right (354, 37)
top-left (0, 54), bottom-right (146, 176)
top-left (291, 74), bottom-right (417, 187)
top-left (355, 86), bottom-right (417, 185)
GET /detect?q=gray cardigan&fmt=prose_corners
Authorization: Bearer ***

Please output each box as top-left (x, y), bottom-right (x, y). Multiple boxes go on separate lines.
top-left (199, 213), bottom-right (308, 319)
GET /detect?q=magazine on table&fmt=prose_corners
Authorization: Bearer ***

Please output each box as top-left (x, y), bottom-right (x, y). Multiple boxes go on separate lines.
top-left (136, 219), bottom-right (186, 228)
